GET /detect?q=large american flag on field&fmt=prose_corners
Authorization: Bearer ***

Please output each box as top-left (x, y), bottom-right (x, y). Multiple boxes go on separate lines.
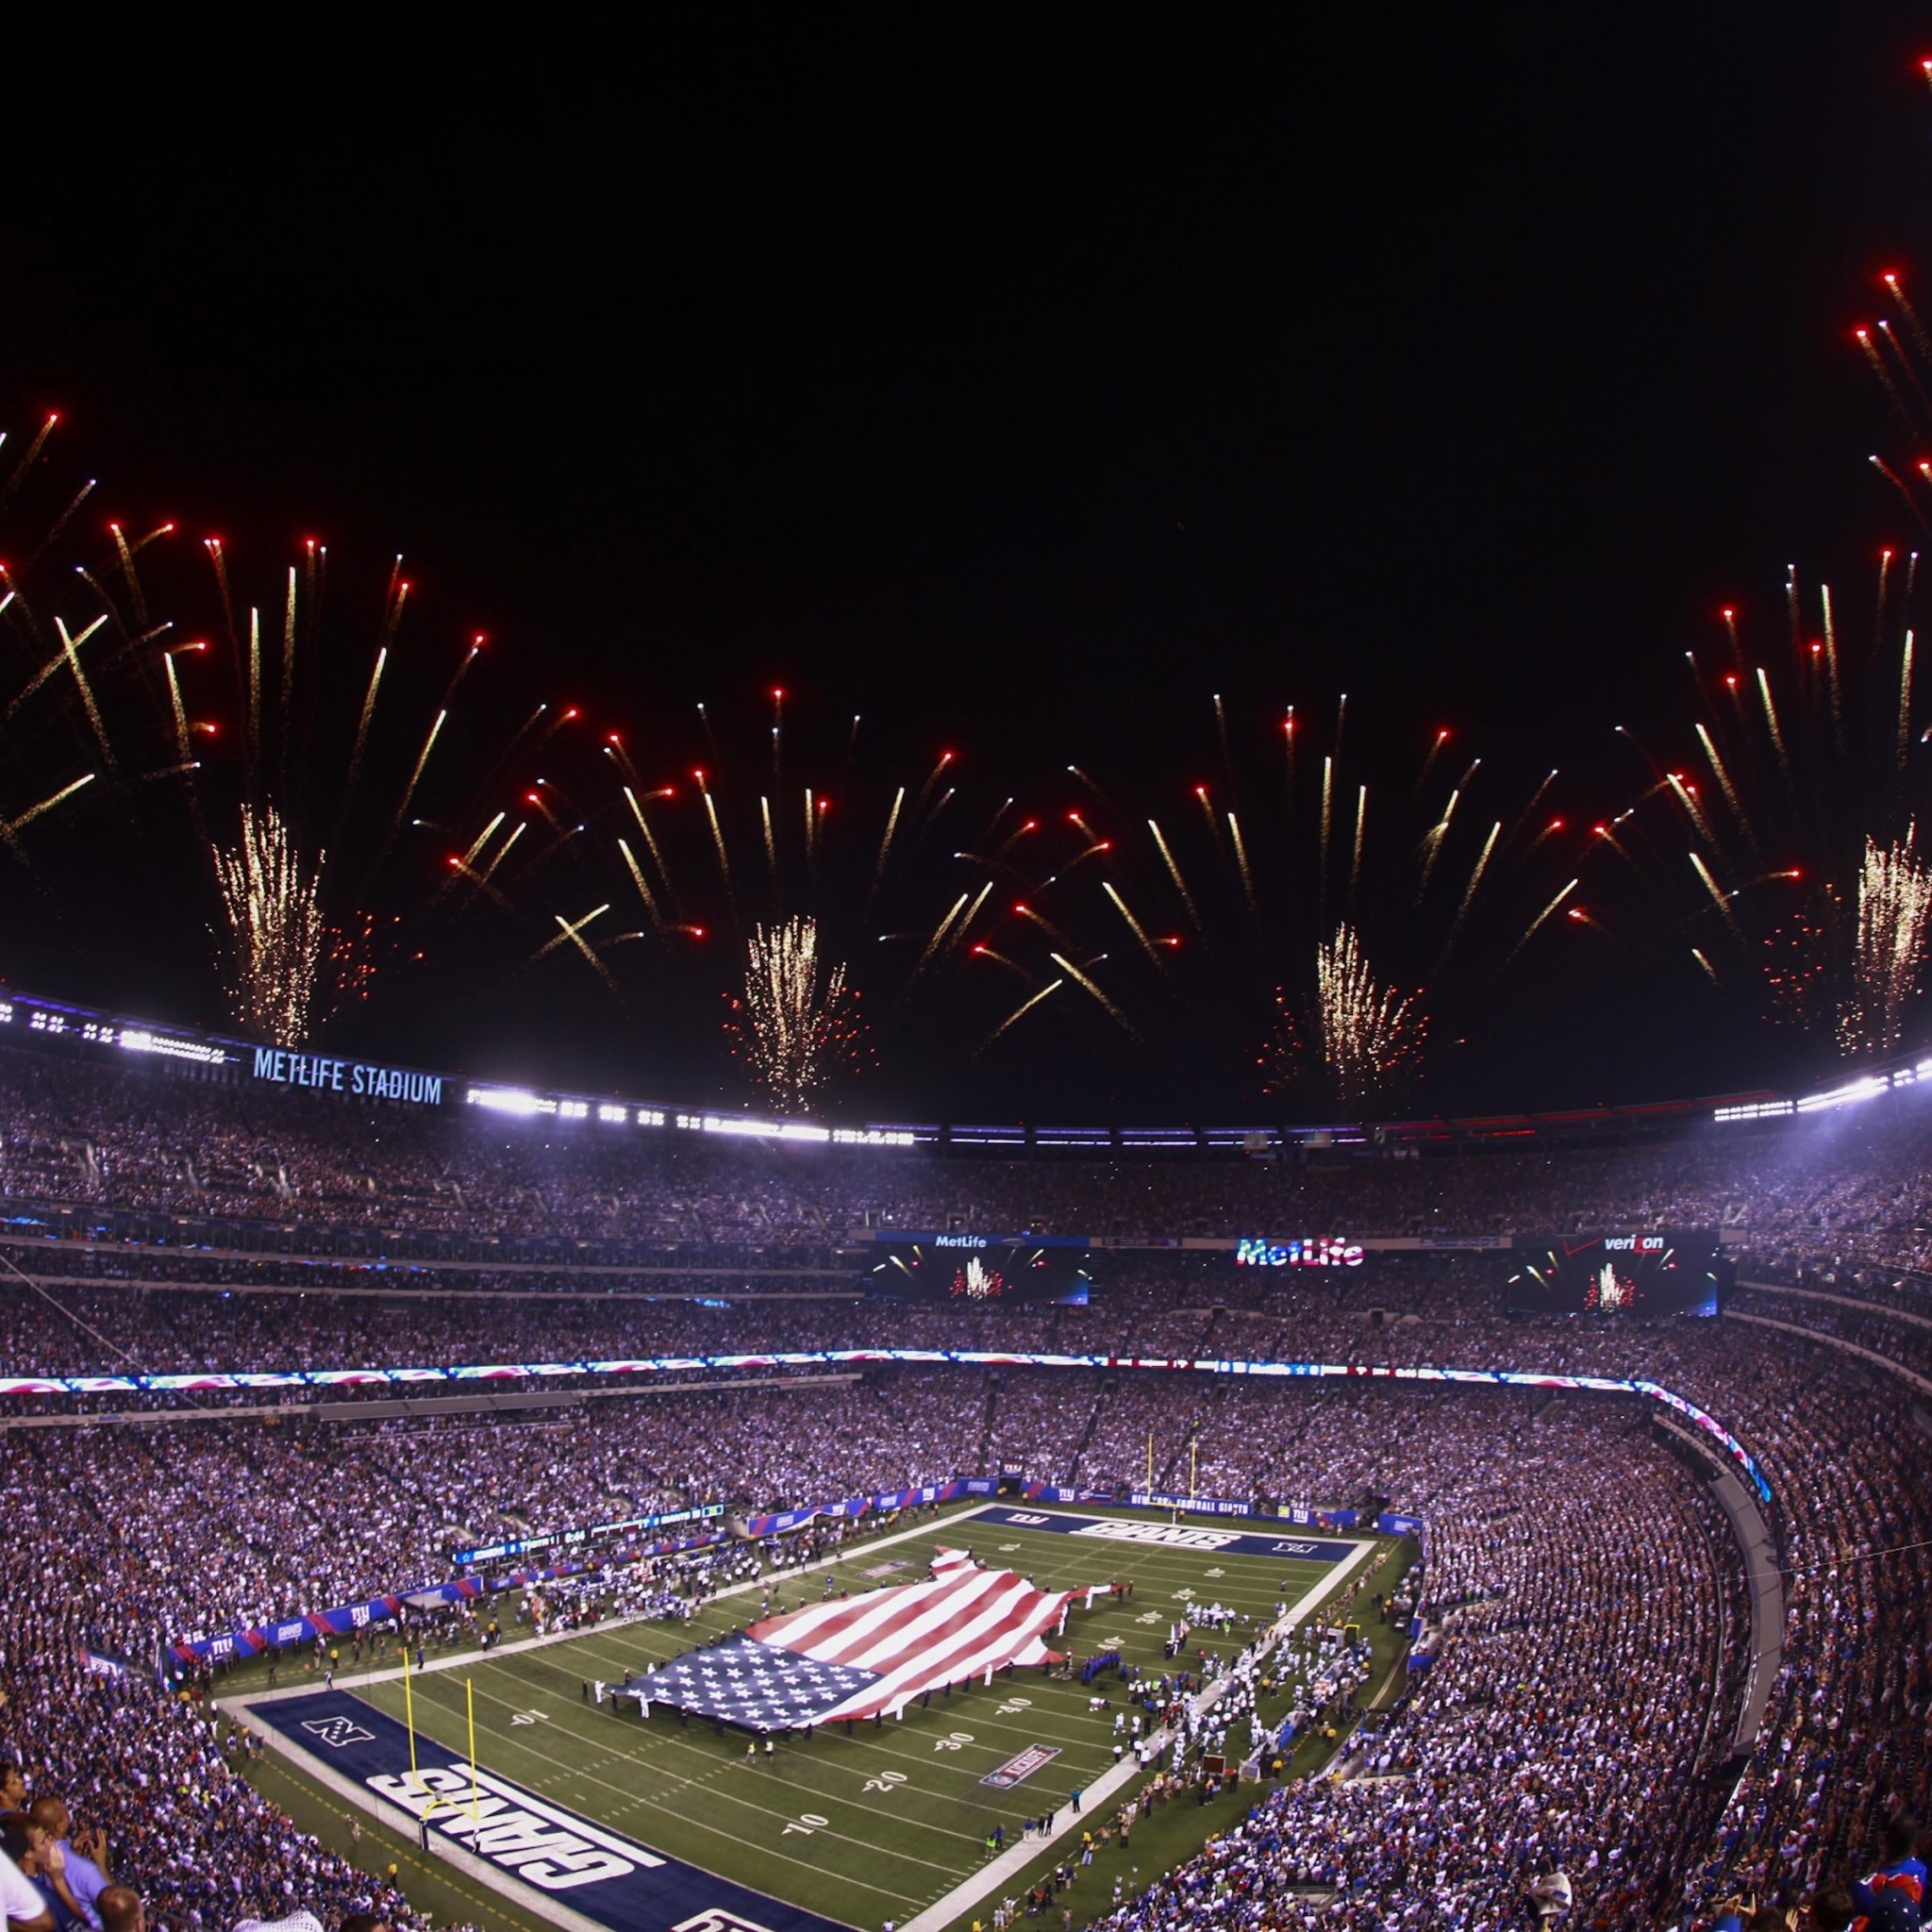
top-left (624, 1549), bottom-right (1099, 1730)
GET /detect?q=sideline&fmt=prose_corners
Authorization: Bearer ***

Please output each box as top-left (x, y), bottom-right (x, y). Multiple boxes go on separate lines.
top-left (898, 1535), bottom-right (1378, 1932)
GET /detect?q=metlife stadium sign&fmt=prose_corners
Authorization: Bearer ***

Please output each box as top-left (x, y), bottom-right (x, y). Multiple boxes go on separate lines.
top-left (251, 1047), bottom-right (444, 1106)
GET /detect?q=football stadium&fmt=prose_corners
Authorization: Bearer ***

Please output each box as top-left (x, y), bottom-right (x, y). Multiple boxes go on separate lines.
top-left (0, 985), bottom-right (1919, 1932)
top-left (7, 20), bottom-right (1932, 1932)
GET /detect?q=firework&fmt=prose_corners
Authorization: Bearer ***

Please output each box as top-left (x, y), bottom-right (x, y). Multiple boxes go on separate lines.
top-left (1512, 232), bottom-right (1932, 1049)
top-left (1625, 552), bottom-right (1932, 1054)
top-left (570, 691), bottom-right (1055, 1079)
top-left (1839, 829), bottom-right (1932, 1056)
top-left (1255, 986), bottom-right (1305, 1095)
top-left (985, 691), bottom-right (1583, 1106)
top-left (213, 803), bottom-right (325, 1045)
top-left (1315, 923), bottom-right (1427, 1109)
top-left (152, 534), bottom-right (607, 1039)
top-left (1593, 259), bottom-right (1932, 1052)
top-left (0, 416), bottom-right (169, 866)
top-left (726, 914), bottom-right (862, 1111)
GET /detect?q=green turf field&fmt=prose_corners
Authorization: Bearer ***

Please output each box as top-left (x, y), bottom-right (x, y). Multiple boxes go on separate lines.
top-left (295, 1504), bottom-right (1389, 1932)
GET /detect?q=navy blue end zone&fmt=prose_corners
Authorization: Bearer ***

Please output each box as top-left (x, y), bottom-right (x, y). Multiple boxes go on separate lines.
top-left (249, 1689), bottom-right (849, 1932)
top-left (974, 1506), bottom-right (1359, 1564)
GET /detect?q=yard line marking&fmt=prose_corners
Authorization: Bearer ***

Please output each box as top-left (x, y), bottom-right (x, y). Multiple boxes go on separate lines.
top-left (407, 1653), bottom-right (1053, 1826)
top-left (387, 1668), bottom-right (989, 1868)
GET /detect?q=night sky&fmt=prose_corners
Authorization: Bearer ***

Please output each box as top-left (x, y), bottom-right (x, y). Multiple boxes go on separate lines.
top-left (2, 12), bottom-right (1929, 1124)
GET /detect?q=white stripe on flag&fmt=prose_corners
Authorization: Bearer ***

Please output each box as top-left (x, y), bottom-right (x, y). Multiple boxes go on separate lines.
top-left (750, 1571), bottom-right (959, 1651)
top-left (836, 1572), bottom-right (1033, 1675)
top-left (815, 1584), bottom-right (1081, 1724)
top-left (774, 1568), bottom-right (990, 1663)
top-left (753, 1547), bottom-right (973, 1651)
top-left (813, 1569), bottom-right (1012, 1670)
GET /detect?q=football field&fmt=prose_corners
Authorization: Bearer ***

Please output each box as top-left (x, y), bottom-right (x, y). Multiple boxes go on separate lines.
top-left (245, 1504), bottom-right (1387, 1932)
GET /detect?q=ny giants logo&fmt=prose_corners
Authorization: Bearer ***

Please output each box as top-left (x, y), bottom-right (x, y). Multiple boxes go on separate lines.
top-left (302, 1716), bottom-right (376, 1748)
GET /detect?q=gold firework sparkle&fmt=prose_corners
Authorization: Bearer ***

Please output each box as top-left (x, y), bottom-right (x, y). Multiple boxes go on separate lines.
top-left (214, 802), bottom-right (325, 1046)
top-left (1839, 829), bottom-right (1932, 1057)
top-left (1631, 553), bottom-right (1931, 1055)
top-left (1315, 922), bottom-right (1426, 1109)
top-left (729, 913), bottom-right (859, 1112)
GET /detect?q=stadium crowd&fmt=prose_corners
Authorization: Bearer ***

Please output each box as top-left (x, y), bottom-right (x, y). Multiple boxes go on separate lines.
top-left (7, 1045), bottom-right (1932, 1268)
top-left (4, 1045), bottom-right (1932, 1929)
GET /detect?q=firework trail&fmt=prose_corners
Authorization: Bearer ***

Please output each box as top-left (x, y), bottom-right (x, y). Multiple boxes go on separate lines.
top-left (0, 774), bottom-right (96, 856)
top-left (536, 905), bottom-right (620, 994)
top-left (983, 975), bottom-right (1062, 1047)
top-left (0, 415), bottom-right (180, 871)
top-left (1629, 555), bottom-right (1932, 1052)
top-left (725, 914), bottom-right (863, 1111)
top-left (213, 803), bottom-right (325, 1046)
top-left (1008, 691), bottom-right (1582, 1106)
top-left (1048, 948), bottom-right (1137, 1036)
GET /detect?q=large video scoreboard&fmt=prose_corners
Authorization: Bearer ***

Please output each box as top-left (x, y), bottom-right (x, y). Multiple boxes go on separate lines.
top-left (868, 1234), bottom-right (1091, 1306)
top-left (1506, 1231), bottom-right (1725, 1317)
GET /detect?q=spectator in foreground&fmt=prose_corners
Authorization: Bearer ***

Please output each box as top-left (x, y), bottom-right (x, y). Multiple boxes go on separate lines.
top-left (23, 1801), bottom-right (106, 1932)
top-left (92, 1892), bottom-right (140, 1932)
top-left (0, 1844), bottom-right (51, 1932)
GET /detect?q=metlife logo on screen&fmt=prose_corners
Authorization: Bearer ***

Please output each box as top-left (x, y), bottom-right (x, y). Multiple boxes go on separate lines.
top-left (1234, 1237), bottom-right (1364, 1268)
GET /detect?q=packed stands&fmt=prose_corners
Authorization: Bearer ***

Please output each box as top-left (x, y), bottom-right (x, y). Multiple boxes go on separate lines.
top-left (8, 1044), bottom-right (1932, 1270)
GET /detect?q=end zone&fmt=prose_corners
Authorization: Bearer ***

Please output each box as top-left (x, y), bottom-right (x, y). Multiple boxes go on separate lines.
top-left (974, 1504), bottom-right (1361, 1564)
top-left (233, 1688), bottom-right (853, 1932)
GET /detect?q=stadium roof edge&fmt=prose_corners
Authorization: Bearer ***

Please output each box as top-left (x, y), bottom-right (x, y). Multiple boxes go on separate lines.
top-left (0, 978), bottom-right (1921, 1156)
